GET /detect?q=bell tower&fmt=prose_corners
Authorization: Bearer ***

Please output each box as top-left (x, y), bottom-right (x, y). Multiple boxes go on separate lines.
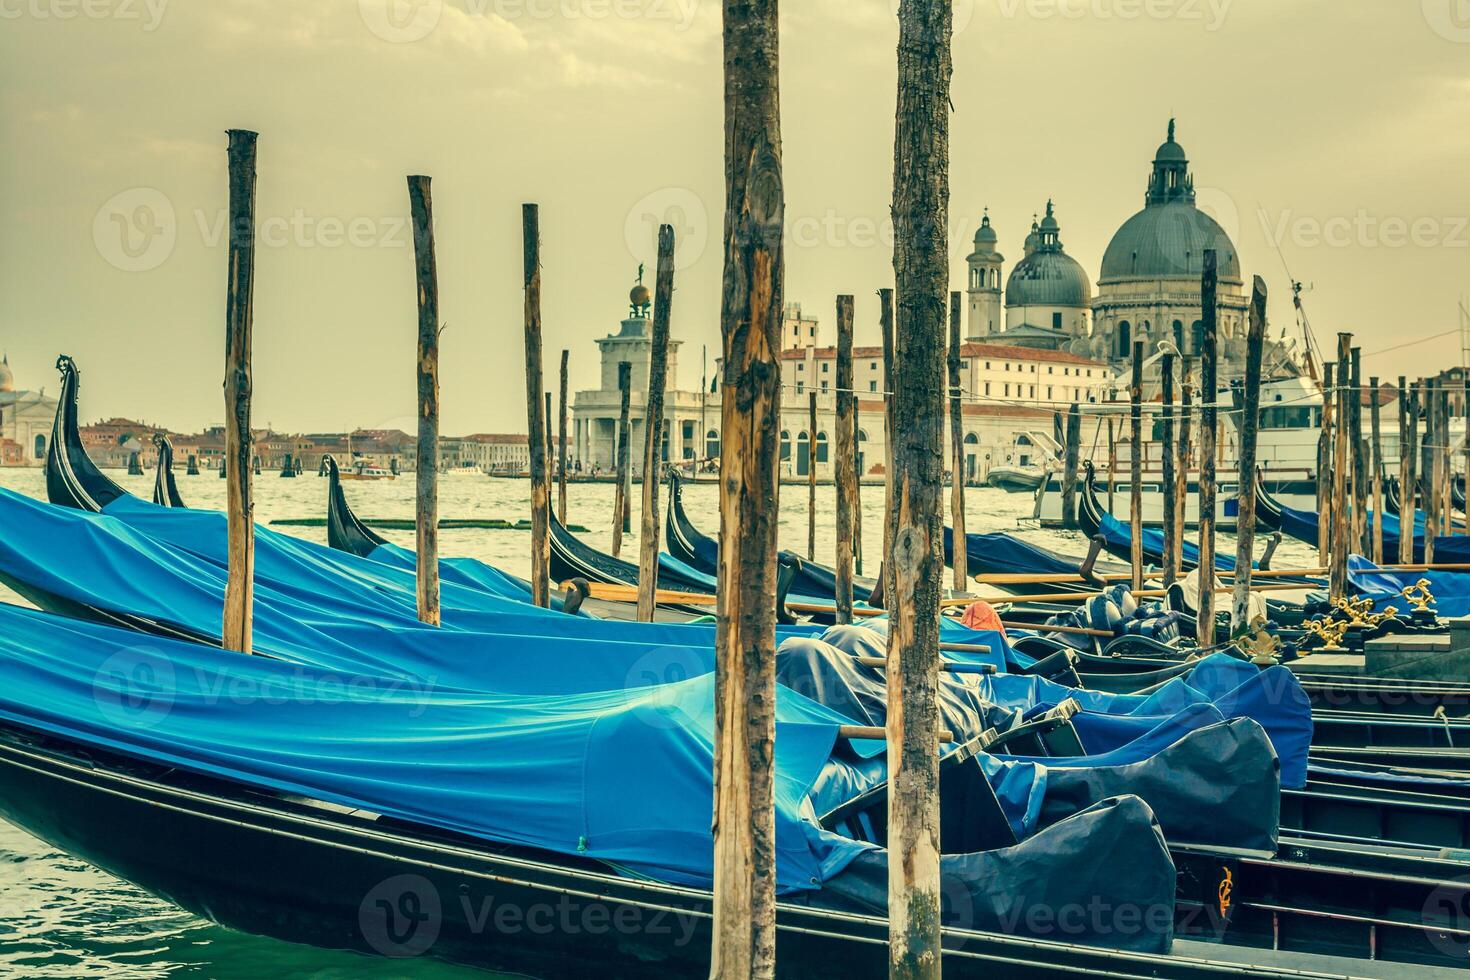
top-left (965, 210), bottom-right (1004, 341)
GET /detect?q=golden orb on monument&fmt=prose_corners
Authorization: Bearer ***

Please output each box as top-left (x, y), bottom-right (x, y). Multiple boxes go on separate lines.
top-left (630, 283), bottom-right (651, 309)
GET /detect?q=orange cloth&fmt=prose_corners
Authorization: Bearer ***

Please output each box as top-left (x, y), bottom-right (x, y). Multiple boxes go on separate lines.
top-left (960, 600), bottom-right (1007, 637)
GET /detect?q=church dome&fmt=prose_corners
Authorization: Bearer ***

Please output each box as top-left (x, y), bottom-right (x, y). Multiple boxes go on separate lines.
top-left (1007, 251), bottom-right (1092, 308)
top-left (973, 210), bottom-right (998, 245)
top-left (1099, 120), bottom-right (1241, 282)
top-left (1100, 202), bottom-right (1240, 282)
top-left (1006, 200), bottom-right (1091, 309)
top-left (0, 356), bottom-right (13, 393)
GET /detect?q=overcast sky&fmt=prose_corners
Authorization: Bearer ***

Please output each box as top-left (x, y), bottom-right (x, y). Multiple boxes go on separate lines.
top-left (2, 0), bottom-right (1468, 434)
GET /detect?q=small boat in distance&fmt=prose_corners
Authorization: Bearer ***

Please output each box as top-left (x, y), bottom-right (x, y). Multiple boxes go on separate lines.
top-left (339, 459), bottom-right (394, 481)
top-left (985, 431), bottom-right (1056, 493)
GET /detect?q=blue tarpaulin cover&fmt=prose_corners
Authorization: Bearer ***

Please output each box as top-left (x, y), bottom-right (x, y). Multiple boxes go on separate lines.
top-left (1348, 554), bottom-right (1470, 618)
top-left (0, 599), bottom-right (871, 892)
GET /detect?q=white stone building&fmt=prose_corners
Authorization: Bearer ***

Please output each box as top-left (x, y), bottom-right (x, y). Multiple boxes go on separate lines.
top-left (0, 356), bottom-right (59, 467)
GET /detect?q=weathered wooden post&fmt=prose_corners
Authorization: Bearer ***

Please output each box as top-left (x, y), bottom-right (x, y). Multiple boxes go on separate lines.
top-left (221, 129), bottom-right (257, 654)
top-left (1175, 369), bottom-right (1192, 574)
top-left (1196, 249), bottom-right (1219, 645)
top-left (1330, 334), bottom-right (1352, 596)
top-left (1232, 277), bottom-right (1267, 628)
top-left (1129, 340), bottom-right (1145, 591)
top-left (407, 176), bottom-right (441, 626)
top-left (835, 294), bottom-right (857, 622)
top-left (1349, 346), bottom-right (1365, 552)
top-left (853, 408), bottom-right (864, 577)
top-left (636, 225), bottom-right (676, 623)
top-left (887, 0), bottom-right (951, 971)
top-left (1463, 379), bottom-right (1470, 536)
top-left (1369, 375), bottom-right (1384, 562)
top-left (808, 389), bottom-right (819, 561)
top-left (1422, 380), bottom-right (1437, 564)
top-left (947, 293), bottom-right (968, 590)
top-left (1160, 352), bottom-right (1177, 585)
top-left (1400, 377), bottom-right (1418, 564)
top-left (1318, 363), bottom-right (1335, 557)
top-left (1440, 383), bottom-right (1453, 536)
top-left (611, 361), bottom-right (632, 557)
top-left (1106, 417), bottom-right (1117, 512)
top-left (1059, 402), bottom-right (1081, 531)
top-left (558, 349), bottom-right (570, 524)
top-left (711, 1), bottom-right (783, 973)
top-left (880, 287), bottom-right (895, 607)
top-left (521, 203), bottom-right (550, 607)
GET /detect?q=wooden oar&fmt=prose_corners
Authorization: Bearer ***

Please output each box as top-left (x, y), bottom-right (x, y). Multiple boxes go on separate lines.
top-left (972, 566), bottom-right (1330, 587)
top-left (573, 582), bottom-right (717, 606)
top-left (966, 581), bottom-right (1323, 606)
top-left (839, 724), bottom-right (955, 743)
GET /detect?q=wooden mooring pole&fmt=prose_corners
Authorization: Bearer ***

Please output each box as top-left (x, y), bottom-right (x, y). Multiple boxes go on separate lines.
top-left (948, 292), bottom-right (967, 590)
top-left (808, 388), bottom-right (818, 561)
top-left (835, 294), bottom-right (857, 623)
top-left (880, 286), bottom-right (895, 607)
top-left (1175, 368), bottom-right (1192, 574)
top-left (221, 129), bottom-right (257, 654)
top-left (407, 175), bottom-right (441, 626)
top-left (711, 0), bottom-right (783, 973)
top-left (887, 0), bottom-right (951, 970)
top-left (1106, 417), bottom-right (1116, 512)
top-left (636, 225), bottom-right (675, 623)
top-left (521, 203), bottom-right (550, 607)
top-left (1318, 362), bottom-right (1334, 558)
top-left (853, 405), bottom-right (864, 577)
top-left (1369, 375), bottom-right (1384, 562)
top-left (611, 360), bottom-right (632, 557)
top-left (1330, 334), bottom-right (1352, 597)
top-left (1423, 380), bottom-right (1437, 564)
top-left (558, 349), bottom-right (569, 524)
top-left (1232, 277), bottom-right (1267, 628)
top-left (1196, 249), bottom-right (1219, 644)
top-left (1400, 377), bottom-right (1418, 564)
top-left (1349, 346), bottom-right (1366, 552)
top-left (1160, 351), bottom-right (1177, 585)
top-left (1129, 340), bottom-right (1145, 591)
top-left (1059, 402), bottom-right (1080, 531)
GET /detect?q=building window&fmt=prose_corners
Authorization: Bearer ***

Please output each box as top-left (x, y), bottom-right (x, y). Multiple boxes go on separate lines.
top-left (1004, 384), bottom-right (1010, 397)
top-left (706, 429), bottom-right (720, 460)
top-left (821, 362), bottom-right (829, 373)
top-left (816, 432), bottom-right (829, 463)
top-left (33, 435), bottom-right (45, 459)
top-left (870, 361), bottom-right (877, 370)
top-left (821, 380), bottom-right (828, 392)
top-left (1029, 385), bottom-right (1035, 397)
top-left (780, 430), bottom-right (791, 461)
top-left (1047, 387), bottom-right (1053, 399)
top-left (796, 381), bottom-right (804, 393)
top-left (1191, 320), bottom-right (1205, 354)
top-left (1047, 366), bottom-right (1053, 374)
top-left (809, 326), bottom-right (816, 337)
top-left (1172, 319), bottom-right (1184, 351)
top-left (797, 363), bottom-right (804, 371)
top-left (869, 381), bottom-right (878, 392)
top-left (796, 431), bottom-right (810, 475)
top-left (1117, 321), bottom-right (1132, 359)
top-left (1052, 312), bottom-right (1062, 330)
top-left (984, 383), bottom-right (991, 396)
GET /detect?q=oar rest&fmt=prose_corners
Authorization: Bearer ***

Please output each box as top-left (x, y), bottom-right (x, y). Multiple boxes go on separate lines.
top-left (1012, 647), bottom-right (1082, 688)
top-left (978, 698), bottom-right (1085, 759)
top-left (817, 735), bottom-right (1020, 854)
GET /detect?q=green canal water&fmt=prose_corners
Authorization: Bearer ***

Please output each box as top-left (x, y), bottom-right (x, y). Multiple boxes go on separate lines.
top-left (0, 467), bottom-right (1316, 976)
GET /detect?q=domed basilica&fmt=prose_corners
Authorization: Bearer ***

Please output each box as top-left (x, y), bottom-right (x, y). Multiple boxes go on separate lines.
top-left (965, 121), bottom-right (1298, 383)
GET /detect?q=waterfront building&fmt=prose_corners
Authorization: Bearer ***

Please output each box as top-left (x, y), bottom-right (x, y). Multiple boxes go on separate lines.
top-left (0, 356), bottom-right (58, 467)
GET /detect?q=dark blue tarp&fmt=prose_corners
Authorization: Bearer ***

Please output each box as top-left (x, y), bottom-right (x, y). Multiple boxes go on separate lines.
top-left (1348, 555), bottom-right (1470, 618)
top-left (0, 600), bottom-right (870, 892)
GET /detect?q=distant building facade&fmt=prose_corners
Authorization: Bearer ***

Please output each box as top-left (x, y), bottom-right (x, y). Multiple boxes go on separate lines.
top-left (0, 356), bottom-right (58, 467)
